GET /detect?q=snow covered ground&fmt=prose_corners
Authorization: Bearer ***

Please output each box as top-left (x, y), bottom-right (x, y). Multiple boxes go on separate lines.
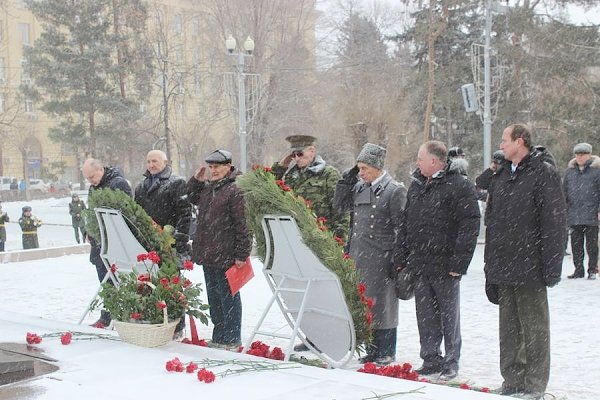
top-left (0, 195), bottom-right (598, 399)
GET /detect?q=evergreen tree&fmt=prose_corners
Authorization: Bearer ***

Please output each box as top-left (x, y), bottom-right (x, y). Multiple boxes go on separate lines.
top-left (22, 0), bottom-right (149, 161)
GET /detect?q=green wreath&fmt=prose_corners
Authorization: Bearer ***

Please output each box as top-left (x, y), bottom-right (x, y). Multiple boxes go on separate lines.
top-left (236, 167), bottom-right (372, 347)
top-left (84, 188), bottom-right (179, 276)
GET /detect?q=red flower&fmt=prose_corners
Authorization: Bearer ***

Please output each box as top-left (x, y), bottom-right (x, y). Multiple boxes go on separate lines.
top-left (262, 166), bottom-right (272, 173)
top-left (60, 332), bottom-right (72, 345)
top-left (317, 216), bottom-right (327, 224)
top-left (159, 277), bottom-right (170, 287)
top-left (165, 357), bottom-right (184, 372)
top-left (26, 332), bottom-right (42, 344)
top-left (357, 283), bottom-right (366, 295)
top-left (137, 273), bottom-right (150, 282)
top-left (147, 251), bottom-right (161, 264)
top-left (156, 301), bottom-right (167, 310)
top-left (182, 260), bottom-right (194, 271)
top-left (171, 276), bottom-right (180, 284)
top-left (136, 253), bottom-right (148, 262)
top-left (460, 383), bottom-right (471, 390)
top-left (334, 236), bottom-right (344, 246)
top-left (110, 264), bottom-right (117, 273)
top-left (269, 347), bottom-right (285, 361)
top-left (275, 180), bottom-right (291, 192)
top-left (131, 312), bottom-right (142, 320)
top-left (365, 311), bottom-right (373, 325)
top-left (343, 253), bottom-right (351, 260)
top-left (481, 387), bottom-right (490, 393)
top-left (182, 278), bottom-right (192, 288)
top-left (197, 368), bottom-right (216, 383)
top-left (366, 298), bottom-right (374, 309)
top-left (186, 362), bottom-right (198, 373)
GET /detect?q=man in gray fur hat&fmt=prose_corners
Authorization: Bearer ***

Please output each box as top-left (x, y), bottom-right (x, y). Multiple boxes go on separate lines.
top-left (334, 143), bottom-right (407, 365)
top-left (563, 142), bottom-right (600, 280)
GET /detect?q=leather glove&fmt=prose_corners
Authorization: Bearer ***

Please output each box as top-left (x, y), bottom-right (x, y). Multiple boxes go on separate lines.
top-left (342, 165), bottom-right (359, 185)
top-left (174, 232), bottom-right (191, 256)
top-left (485, 280), bottom-right (499, 305)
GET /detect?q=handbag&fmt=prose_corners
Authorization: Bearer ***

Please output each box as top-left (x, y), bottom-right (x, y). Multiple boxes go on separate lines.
top-left (395, 267), bottom-right (415, 300)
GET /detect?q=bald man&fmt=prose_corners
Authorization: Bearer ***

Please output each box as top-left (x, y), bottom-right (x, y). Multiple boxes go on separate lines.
top-left (134, 150), bottom-right (191, 257)
top-left (82, 158), bottom-right (132, 328)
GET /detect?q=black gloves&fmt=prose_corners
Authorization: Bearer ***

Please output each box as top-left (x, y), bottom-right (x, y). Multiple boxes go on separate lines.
top-left (485, 281), bottom-right (499, 305)
top-left (174, 232), bottom-right (191, 257)
top-left (342, 165), bottom-right (359, 185)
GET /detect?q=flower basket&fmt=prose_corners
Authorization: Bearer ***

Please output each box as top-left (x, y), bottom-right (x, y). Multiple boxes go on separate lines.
top-left (113, 317), bottom-right (181, 348)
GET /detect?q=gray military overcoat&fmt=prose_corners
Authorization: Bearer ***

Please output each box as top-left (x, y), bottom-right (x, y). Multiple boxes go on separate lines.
top-left (334, 172), bottom-right (407, 329)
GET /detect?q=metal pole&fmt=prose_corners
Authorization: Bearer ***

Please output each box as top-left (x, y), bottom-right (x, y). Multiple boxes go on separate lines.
top-left (237, 52), bottom-right (247, 173)
top-left (483, 0), bottom-right (492, 168)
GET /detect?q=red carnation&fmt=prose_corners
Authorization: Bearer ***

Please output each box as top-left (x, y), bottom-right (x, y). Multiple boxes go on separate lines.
top-left (186, 362), bottom-right (198, 373)
top-left (136, 253), bottom-right (148, 262)
top-left (165, 357), bottom-right (184, 372)
top-left (26, 332), bottom-right (42, 344)
top-left (182, 260), bottom-right (194, 271)
top-left (171, 276), bottom-right (180, 284)
top-left (357, 283), bottom-right (366, 295)
top-left (156, 301), bottom-right (167, 310)
top-left (60, 331), bottom-right (72, 345)
top-left (197, 368), bottom-right (216, 383)
top-left (131, 312), bottom-right (142, 320)
top-left (137, 273), bottom-right (150, 282)
top-left (110, 264), bottom-right (117, 273)
top-left (147, 251), bottom-right (161, 264)
top-left (160, 277), bottom-right (170, 287)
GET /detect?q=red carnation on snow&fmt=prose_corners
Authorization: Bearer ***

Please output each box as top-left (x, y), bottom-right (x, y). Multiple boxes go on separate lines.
top-left (165, 357), bottom-right (184, 372)
top-left (60, 331), bottom-right (72, 345)
top-left (197, 368), bottom-right (216, 383)
top-left (26, 332), bottom-right (42, 344)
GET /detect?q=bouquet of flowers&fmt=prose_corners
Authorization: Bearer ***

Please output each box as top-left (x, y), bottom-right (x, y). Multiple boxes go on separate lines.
top-left (93, 251), bottom-right (209, 325)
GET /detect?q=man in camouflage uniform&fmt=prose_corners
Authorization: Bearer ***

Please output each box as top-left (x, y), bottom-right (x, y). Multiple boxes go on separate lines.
top-left (19, 206), bottom-right (42, 249)
top-left (272, 135), bottom-right (349, 239)
top-left (272, 134), bottom-right (349, 352)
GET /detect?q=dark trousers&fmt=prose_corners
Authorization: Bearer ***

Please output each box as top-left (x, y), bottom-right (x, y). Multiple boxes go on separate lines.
top-left (203, 265), bottom-right (242, 345)
top-left (414, 273), bottom-right (461, 370)
top-left (570, 225), bottom-right (599, 275)
top-left (89, 238), bottom-right (108, 283)
top-left (0, 240), bottom-right (4, 252)
top-left (498, 284), bottom-right (550, 395)
top-left (73, 225), bottom-right (86, 244)
top-left (22, 234), bottom-right (39, 249)
top-left (366, 328), bottom-right (397, 358)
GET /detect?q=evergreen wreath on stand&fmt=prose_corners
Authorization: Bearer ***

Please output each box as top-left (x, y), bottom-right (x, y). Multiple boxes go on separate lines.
top-left (84, 188), bottom-right (180, 278)
top-left (236, 166), bottom-right (373, 348)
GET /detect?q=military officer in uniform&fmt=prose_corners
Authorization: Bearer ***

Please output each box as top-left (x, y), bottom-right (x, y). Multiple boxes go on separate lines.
top-left (19, 206), bottom-right (42, 249)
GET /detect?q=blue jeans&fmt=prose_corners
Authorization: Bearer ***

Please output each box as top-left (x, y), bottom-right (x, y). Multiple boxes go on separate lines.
top-left (203, 266), bottom-right (242, 345)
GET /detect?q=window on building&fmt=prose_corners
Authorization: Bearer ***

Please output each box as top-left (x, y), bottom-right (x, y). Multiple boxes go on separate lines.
top-left (25, 99), bottom-right (34, 113)
top-left (18, 23), bottom-right (30, 45)
top-left (21, 59), bottom-right (31, 84)
top-left (173, 14), bottom-right (182, 36)
top-left (191, 17), bottom-right (201, 37)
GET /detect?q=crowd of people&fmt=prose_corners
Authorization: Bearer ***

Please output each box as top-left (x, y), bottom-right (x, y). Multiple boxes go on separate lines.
top-left (0, 123), bottom-right (595, 400)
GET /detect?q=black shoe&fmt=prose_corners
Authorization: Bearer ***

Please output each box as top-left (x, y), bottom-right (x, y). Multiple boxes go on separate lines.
top-left (567, 272), bottom-right (584, 279)
top-left (414, 364), bottom-right (442, 375)
top-left (374, 355), bottom-right (395, 366)
top-left (358, 353), bottom-right (377, 364)
top-left (293, 342), bottom-right (309, 352)
top-left (439, 366), bottom-right (458, 380)
top-left (90, 310), bottom-right (111, 328)
top-left (588, 273), bottom-right (597, 280)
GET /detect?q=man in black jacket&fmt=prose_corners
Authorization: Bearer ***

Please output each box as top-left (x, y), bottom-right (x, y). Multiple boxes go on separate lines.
top-left (402, 141), bottom-right (480, 380)
top-left (82, 158), bottom-right (132, 327)
top-left (484, 124), bottom-right (566, 399)
top-left (134, 150), bottom-right (192, 258)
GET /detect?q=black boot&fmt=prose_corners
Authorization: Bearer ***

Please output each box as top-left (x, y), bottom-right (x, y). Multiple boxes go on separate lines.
top-left (91, 310), bottom-right (111, 328)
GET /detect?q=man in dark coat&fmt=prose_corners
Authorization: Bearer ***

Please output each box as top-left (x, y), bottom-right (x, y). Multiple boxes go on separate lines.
top-left (401, 140), bottom-right (480, 380)
top-left (82, 158), bottom-right (132, 327)
top-left (334, 143), bottom-right (407, 365)
top-left (134, 150), bottom-right (192, 258)
top-left (562, 142), bottom-right (600, 280)
top-left (69, 194), bottom-right (87, 244)
top-left (187, 149), bottom-right (252, 348)
top-left (484, 124), bottom-right (566, 398)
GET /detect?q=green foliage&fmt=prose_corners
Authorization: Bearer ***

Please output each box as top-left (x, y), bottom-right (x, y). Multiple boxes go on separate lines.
top-left (237, 167), bottom-right (372, 347)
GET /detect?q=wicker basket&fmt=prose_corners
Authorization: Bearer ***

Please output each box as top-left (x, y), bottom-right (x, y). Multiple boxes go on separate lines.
top-left (113, 317), bottom-right (180, 348)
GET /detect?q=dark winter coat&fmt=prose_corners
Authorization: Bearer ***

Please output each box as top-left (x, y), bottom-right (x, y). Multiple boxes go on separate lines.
top-left (484, 150), bottom-right (567, 287)
top-left (401, 160), bottom-right (481, 277)
top-left (87, 166), bottom-right (132, 197)
top-left (272, 155), bottom-right (349, 239)
top-left (562, 155), bottom-right (600, 226)
top-left (187, 168), bottom-right (252, 269)
top-left (69, 200), bottom-right (86, 228)
top-left (334, 172), bottom-right (407, 329)
top-left (19, 214), bottom-right (41, 249)
top-left (0, 211), bottom-right (9, 242)
top-left (134, 165), bottom-right (192, 252)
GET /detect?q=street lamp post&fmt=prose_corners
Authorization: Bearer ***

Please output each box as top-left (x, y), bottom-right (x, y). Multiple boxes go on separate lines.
top-left (226, 35), bottom-right (254, 173)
